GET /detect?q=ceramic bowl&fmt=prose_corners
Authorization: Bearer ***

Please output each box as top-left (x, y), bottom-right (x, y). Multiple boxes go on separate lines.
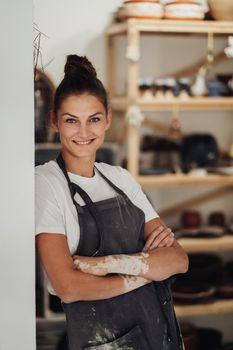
top-left (208, 0), bottom-right (233, 21)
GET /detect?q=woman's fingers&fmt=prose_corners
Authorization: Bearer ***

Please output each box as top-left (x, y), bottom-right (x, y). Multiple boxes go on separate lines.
top-left (149, 228), bottom-right (173, 249)
top-left (158, 232), bottom-right (175, 248)
top-left (143, 226), bottom-right (164, 252)
top-left (144, 227), bottom-right (175, 251)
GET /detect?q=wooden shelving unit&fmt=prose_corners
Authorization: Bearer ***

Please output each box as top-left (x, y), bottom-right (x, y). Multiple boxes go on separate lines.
top-left (175, 234), bottom-right (233, 318)
top-left (106, 19), bottom-right (233, 178)
top-left (175, 299), bottom-right (233, 317)
top-left (111, 96), bottom-right (233, 112)
top-left (106, 19), bottom-right (233, 36)
top-left (106, 19), bottom-right (233, 324)
top-left (178, 234), bottom-right (233, 253)
top-left (137, 174), bottom-right (233, 187)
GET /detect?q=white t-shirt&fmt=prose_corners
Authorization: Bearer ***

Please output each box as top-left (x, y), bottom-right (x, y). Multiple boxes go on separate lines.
top-left (35, 161), bottom-right (158, 292)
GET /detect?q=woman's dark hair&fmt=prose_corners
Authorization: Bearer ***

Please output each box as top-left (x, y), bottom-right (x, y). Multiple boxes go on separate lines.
top-left (53, 55), bottom-right (108, 117)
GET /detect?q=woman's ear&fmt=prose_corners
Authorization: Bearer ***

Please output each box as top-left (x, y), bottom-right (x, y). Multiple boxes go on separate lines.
top-left (105, 110), bottom-right (112, 131)
top-left (50, 111), bottom-right (58, 132)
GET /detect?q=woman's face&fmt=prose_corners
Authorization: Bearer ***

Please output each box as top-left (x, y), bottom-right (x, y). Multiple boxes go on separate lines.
top-left (53, 93), bottom-right (111, 161)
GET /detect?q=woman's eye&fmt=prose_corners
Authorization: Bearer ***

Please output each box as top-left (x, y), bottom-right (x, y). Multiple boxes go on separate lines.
top-left (66, 118), bottom-right (76, 123)
top-left (89, 117), bottom-right (100, 123)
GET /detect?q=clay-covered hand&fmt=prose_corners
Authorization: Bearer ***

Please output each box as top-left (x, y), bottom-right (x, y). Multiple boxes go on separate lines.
top-left (73, 253), bottom-right (150, 277)
top-left (73, 255), bottom-right (109, 276)
top-left (143, 226), bottom-right (175, 252)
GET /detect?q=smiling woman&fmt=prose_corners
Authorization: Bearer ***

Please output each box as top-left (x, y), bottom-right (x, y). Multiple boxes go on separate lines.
top-left (51, 93), bottom-right (111, 176)
top-left (35, 54), bottom-right (188, 350)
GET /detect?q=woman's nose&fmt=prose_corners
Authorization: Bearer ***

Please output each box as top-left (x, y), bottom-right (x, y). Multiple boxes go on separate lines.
top-left (77, 123), bottom-right (89, 137)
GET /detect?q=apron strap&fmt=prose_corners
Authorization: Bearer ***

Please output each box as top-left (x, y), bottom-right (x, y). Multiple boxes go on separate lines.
top-left (56, 153), bottom-right (77, 204)
top-left (94, 165), bottom-right (128, 198)
top-left (57, 153), bottom-right (99, 206)
top-left (56, 153), bottom-right (104, 255)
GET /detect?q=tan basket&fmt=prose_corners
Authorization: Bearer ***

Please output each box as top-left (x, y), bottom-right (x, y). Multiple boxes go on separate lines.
top-left (208, 0), bottom-right (233, 21)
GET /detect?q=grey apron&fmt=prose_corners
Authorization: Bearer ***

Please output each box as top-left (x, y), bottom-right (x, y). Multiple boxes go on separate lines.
top-left (57, 154), bottom-right (183, 350)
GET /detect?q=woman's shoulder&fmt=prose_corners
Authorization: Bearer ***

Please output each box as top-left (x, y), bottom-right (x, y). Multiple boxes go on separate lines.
top-left (35, 160), bottom-right (65, 187)
top-left (36, 160), bottom-right (60, 176)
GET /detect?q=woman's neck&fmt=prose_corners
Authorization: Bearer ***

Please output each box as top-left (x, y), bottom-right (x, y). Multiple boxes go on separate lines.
top-left (61, 151), bottom-right (95, 178)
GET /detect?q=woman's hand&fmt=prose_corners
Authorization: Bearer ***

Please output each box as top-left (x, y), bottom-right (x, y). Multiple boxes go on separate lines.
top-left (143, 226), bottom-right (175, 252)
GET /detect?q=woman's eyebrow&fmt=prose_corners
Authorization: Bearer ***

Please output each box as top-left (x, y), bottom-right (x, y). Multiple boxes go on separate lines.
top-left (61, 112), bottom-right (103, 118)
top-left (61, 113), bottom-right (78, 118)
top-left (88, 112), bottom-right (103, 118)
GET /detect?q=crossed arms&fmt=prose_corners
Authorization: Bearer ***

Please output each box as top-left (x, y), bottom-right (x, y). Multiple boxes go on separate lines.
top-left (36, 217), bottom-right (188, 303)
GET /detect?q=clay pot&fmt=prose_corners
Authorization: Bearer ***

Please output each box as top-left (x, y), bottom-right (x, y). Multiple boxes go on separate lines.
top-left (197, 327), bottom-right (222, 350)
top-left (216, 261), bottom-right (233, 298)
top-left (188, 253), bottom-right (223, 284)
top-left (180, 323), bottom-right (198, 350)
top-left (216, 279), bottom-right (233, 299)
top-left (172, 280), bottom-right (216, 304)
top-left (208, 0), bottom-right (233, 21)
top-left (208, 212), bottom-right (226, 227)
top-left (181, 210), bottom-right (201, 228)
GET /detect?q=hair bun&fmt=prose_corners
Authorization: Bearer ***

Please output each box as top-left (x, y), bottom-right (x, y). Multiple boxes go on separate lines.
top-left (64, 55), bottom-right (97, 78)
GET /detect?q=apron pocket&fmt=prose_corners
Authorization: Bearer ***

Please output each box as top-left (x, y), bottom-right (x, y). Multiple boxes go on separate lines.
top-left (84, 324), bottom-right (150, 350)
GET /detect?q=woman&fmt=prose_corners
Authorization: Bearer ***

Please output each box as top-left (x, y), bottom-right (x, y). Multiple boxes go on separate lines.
top-left (36, 55), bottom-right (188, 350)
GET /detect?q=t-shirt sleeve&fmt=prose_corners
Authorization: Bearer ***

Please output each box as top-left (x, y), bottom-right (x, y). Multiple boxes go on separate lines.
top-left (35, 173), bottom-right (66, 236)
top-left (120, 168), bottom-right (159, 222)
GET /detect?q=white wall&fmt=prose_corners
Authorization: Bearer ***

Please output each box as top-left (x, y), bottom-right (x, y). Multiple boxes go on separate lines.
top-left (33, 0), bottom-right (123, 86)
top-left (0, 1), bottom-right (35, 349)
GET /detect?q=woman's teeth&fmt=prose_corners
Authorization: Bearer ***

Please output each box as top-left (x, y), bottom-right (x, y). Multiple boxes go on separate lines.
top-left (74, 140), bottom-right (92, 145)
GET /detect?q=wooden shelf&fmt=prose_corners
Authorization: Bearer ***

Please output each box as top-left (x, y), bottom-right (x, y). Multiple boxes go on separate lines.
top-left (178, 235), bottom-right (233, 253)
top-left (106, 19), bottom-right (233, 36)
top-left (106, 17), bottom-right (233, 322)
top-left (175, 299), bottom-right (233, 317)
top-left (111, 96), bottom-right (233, 111)
top-left (137, 174), bottom-right (233, 188)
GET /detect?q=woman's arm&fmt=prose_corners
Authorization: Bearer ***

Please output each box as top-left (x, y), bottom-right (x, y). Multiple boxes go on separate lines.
top-left (74, 243), bottom-right (188, 281)
top-left (74, 218), bottom-right (189, 281)
top-left (36, 233), bottom-right (151, 303)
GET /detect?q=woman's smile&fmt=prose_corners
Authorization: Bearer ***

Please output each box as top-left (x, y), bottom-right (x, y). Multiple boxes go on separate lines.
top-left (72, 139), bottom-right (95, 145)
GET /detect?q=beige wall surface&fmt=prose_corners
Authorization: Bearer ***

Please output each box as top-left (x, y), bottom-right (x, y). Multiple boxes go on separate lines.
top-left (0, 1), bottom-right (35, 349)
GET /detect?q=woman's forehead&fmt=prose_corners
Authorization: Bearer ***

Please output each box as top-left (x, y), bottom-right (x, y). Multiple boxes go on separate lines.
top-left (59, 94), bottom-right (105, 115)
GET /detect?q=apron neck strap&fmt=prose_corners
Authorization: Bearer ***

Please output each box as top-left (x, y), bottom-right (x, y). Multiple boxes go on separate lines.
top-left (56, 153), bottom-right (76, 203)
top-left (56, 153), bottom-right (104, 255)
top-left (94, 165), bottom-right (127, 198)
top-left (56, 153), bottom-right (95, 205)
top-left (57, 153), bottom-right (127, 201)
top-left (56, 153), bottom-right (71, 184)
